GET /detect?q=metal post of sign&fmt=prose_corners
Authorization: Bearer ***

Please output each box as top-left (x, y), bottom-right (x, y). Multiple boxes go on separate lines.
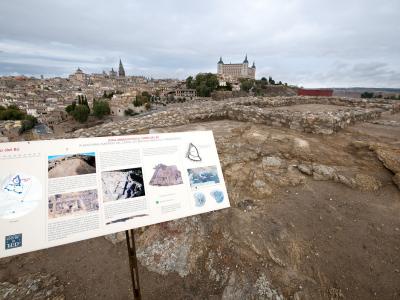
top-left (125, 229), bottom-right (142, 300)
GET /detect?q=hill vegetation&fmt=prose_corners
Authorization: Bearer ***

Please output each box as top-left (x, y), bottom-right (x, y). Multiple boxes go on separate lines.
top-left (0, 104), bottom-right (38, 132)
top-left (65, 95), bottom-right (110, 123)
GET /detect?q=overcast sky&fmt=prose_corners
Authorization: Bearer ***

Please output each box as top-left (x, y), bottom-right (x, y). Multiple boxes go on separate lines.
top-left (0, 0), bottom-right (399, 87)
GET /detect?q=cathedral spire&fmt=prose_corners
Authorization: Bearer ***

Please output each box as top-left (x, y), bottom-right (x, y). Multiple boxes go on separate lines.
top-left (118, 59), bottom-right (126, 77)
top-left (243, 54), bottom-right (248, 64)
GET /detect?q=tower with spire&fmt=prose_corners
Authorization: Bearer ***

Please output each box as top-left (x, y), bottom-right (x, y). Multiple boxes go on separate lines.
top-left (118, 59), bottom-right (126, 77)
top-left (217, 57), bottom-right (224, 74)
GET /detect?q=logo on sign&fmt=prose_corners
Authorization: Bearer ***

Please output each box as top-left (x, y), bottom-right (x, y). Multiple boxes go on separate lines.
top-left (5, 234), bottom-right (22, 250)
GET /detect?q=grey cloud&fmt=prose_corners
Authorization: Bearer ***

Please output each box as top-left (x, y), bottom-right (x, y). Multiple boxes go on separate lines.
top-left (0, 0), bottom-right (399, 87)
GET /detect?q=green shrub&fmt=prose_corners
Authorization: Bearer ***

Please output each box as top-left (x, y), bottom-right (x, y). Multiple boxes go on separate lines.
top-left (72, 105), bottom-right (90, 123)
top-left (93, 100), bottom-right (110, 119)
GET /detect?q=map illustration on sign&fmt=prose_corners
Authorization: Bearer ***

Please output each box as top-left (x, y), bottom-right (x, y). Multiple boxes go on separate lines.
top-left (4, 175), bottom-right (26, 194)
top-left (186, 143), bottom-right (202, 161)
top-left (0, 173), bottom-right (41, 219)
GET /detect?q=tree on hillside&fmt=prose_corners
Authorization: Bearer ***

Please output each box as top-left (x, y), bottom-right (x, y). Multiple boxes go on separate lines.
top-left (93, 100), bottom-right (110, 119)
top-left (133, 91), bottom-right (151, 107)
top-left (102, 91), bottom-right (116, 99)
top-left (141, 91), bottom-right (151, 102)
top-left (65, 101), bottom-right (76, 114)
top-left (20, 115), bottom-right (38, 132)
top-left (186, 76), bottom-right (194, 89)
top-left (0, 105), bottom-right (26, 120)
top-left (240, 79), bottom-right (255, 92)
top-left (258, 78), bottom-right (268, 88)
top-left (361, 91), bottom-right (374, 98)
top-left (268, 76), bottom-right (275, 85)
top-left (72, 105), bottom-right (90, 123)
top-left (0, 105), bottom-right (37, 132)
top-left (187, 73), bottom-right (219, 97)
top-left (76, 95), bottom-right (89, 108)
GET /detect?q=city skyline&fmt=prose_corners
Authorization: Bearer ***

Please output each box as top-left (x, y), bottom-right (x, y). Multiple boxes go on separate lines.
top-left (0, 0), bottom-right (399, 88)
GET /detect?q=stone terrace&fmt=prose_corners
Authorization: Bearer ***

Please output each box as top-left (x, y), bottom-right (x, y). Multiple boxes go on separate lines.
top-left (68, 96), bottom-right (400, 137)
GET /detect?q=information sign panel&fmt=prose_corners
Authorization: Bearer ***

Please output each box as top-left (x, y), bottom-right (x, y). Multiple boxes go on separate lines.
top-left (0, 131), bottom-right (230, 258)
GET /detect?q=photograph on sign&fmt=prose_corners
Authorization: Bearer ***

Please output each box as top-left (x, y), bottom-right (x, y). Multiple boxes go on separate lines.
top-left (187, 165), bottom-right (220, 188)
top-left (101, 167), bottom-right (145, 202)
top-left (48, 189), bottom-right (99, 219)
top-left (48, 152), bottom-right (97, 178)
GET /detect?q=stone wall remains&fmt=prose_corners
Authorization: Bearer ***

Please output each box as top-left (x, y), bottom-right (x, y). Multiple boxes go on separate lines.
top-left (68, 96), bottom-right (400, 138)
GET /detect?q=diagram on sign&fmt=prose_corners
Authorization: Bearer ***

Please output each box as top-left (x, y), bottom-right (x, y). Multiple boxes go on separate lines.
top-left (186, 143), bottom-right (202, 161)
top-left (0, 173), bottom-right (41, 219)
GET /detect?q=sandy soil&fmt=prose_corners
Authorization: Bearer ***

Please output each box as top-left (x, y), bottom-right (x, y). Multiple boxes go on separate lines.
top-left (1, 118), bottom-right (399, 299)
top-left (1, 180), bottom-right (398, 299)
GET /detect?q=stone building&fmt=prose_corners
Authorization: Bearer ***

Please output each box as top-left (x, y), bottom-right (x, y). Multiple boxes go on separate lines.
top-left (40, 109), bottom-right (68, 128)
top-left (175, 88), bottom-right (196, 99)
top-left (69, 68), bottom-right (86, 82)
top-left (109, 91), bottom-right (144, 117)
top-left (217, 55), bottom-right (256, 80)
top-left (109, 68), bottom-right (117, 79)
top-left (118, 59), bottom-right (126, 77)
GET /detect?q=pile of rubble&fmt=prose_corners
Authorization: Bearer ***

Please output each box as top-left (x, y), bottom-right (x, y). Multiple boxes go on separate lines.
top-left (0, 273), bottom-right (64, 300)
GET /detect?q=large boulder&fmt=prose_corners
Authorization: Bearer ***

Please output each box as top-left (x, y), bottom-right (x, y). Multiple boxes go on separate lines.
top-left (374, 147), bottom-right (400, 174)
top-left (371, 145), bottom-right (400, 190)
top-left (312, 164), bottom-right (337, 181)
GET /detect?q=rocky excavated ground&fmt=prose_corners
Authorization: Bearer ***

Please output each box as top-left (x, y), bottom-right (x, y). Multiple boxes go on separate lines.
top-left (1, 97), bottom-right (399, 299)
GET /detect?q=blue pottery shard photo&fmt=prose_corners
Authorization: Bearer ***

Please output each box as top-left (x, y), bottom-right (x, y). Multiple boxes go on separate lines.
top-left (194, 192), bottom-right (206, 207)
top-left (211, 190), bottom-right (224, 203)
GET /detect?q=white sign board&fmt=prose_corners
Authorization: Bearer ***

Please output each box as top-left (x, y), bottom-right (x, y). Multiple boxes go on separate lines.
top-left (0, 131), bottom-right (230, 258)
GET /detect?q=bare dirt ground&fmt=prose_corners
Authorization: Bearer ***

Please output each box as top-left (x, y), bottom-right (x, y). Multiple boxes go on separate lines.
top-left (1, 115), bottom-right (400, 299)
